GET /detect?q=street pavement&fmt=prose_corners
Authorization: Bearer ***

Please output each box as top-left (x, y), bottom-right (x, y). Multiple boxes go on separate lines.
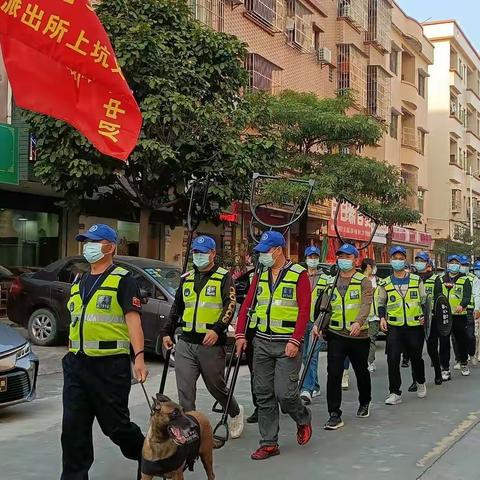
top-left (1, 324), bottom-right (480, 480)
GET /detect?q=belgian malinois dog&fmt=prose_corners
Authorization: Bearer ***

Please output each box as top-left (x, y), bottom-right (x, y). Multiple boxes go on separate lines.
top-left (141, 394), bottom-right (215, 480)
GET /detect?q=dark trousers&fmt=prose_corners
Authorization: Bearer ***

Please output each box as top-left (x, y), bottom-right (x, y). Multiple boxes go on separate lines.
top-left (326, 332), bottom-right (371, 416)
top-left (61, 352), bottom-right (144, 480)
top-left (445, 316), bottom-right (469, 366)
top-left (452, 313), bottom-right (475, 359)
top-left (245, 328), bottom-right (258, 411)
top-left (386, 325), bottom-right (425, 395)
top-left (426, 322), bottom-right (443, 378)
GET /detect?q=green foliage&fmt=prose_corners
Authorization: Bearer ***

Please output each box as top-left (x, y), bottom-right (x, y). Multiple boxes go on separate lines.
top-left (254, 90), bottom-right (421, 226)
top-left (23, 0), bottom-right (278, 217)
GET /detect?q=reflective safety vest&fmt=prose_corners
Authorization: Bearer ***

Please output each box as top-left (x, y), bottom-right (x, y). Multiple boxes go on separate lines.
top-left (424, 273), bottom-right (439, 297)
top-left (329, 272), bottom-right (369, 332)
top-left (442, 275), bottom-right (469, 315)
top-left (310, 273), bottom-right (328, 322)
top-left (68, 266), bottom-right (130, 357)
top-left (370, 280), bottom-right (380, 319)
top-left (384, 274), bottom-right (423, 327)
top-left (468, 273), bottom-right (475, 309)
top-left (182, 267), bottom-right (228, 333)
top-left (253, 264), bottom-right (306, 335)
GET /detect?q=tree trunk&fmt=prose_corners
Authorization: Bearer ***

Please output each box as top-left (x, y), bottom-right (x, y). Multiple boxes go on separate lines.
top-left (139, 207), bottom-right (151, 258)
top-left (298, 203), bottom-right (308, 262)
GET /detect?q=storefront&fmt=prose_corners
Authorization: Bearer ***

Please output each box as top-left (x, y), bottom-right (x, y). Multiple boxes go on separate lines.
top-left (390, 226), bottom-right (433, 261)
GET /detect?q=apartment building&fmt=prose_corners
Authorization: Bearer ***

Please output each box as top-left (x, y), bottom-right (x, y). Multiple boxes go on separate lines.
top-left (191, 0), bottom-right (433, 257)
top-left (423, 20), bottom-right (480, 244)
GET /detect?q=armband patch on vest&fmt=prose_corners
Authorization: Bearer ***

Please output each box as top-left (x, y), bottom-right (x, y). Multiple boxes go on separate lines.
top-left (184, 288), bottom-right (192, 297)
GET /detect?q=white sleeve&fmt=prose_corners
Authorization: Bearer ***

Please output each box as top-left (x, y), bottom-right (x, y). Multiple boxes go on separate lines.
top-left (474, 277), bottom-right (480, 311)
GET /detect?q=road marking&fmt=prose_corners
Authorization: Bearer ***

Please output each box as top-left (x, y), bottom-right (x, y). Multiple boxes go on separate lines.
top-left (417, 411), bottom-right (480, 471)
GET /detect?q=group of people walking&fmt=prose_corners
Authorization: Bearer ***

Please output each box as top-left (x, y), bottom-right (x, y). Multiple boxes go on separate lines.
top-left (61, 223), bottom-right (480, 479)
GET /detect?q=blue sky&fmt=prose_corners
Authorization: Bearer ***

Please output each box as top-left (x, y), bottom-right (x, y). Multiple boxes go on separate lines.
top-left (397, 0), bottom-right (480, 51)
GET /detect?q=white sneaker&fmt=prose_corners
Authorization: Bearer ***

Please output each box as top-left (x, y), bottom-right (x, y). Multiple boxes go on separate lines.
top-left (342, 371), bottom-right (350, 390)
top-left (385, 393), bottom-right (402, 405)
top-left (228, 405), bottom-right (244, 439)
top-left (300, 390), bottom-right (312, 405)
top-left (454, 362), bottom-right (461, 370)
top-left (312, 389), bottom-right (321, 398)
top-left (441, 370), bottom-right (451, 381)
top-left (417, 383), bottom-right (427, 398)
top-left (368, 362), bottom-right (376, 373)
top-left (470, 356), bottom-right (478, 366)
top-left (461, 365), bottom-right (471, 376)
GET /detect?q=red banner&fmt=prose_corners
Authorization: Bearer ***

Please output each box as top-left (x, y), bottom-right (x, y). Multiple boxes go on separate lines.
top-left (0, 0), bottom-right (141, 160)
top-left (391, 226), bottom-right (432, 247)
top-left (327, 199), bottom-right (374, 241)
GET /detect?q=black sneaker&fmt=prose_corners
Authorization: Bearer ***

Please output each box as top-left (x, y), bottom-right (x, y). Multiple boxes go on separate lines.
top-left (324, 413), bottom-right (344, 430)
top-left (408, 381), bottom-right (418, 392)
top-left (401, 359), bottom-right (409, 368)
top-left (434, 376), bottom-right (443, 385)
top-left (356, 403), bottom-right (370, 418)
top-left (247, 409), bottom-right (258, 424)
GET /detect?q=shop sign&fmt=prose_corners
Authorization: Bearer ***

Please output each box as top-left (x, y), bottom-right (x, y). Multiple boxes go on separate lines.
top-left (327, 199), bottom-right (374, 241)
top-left (391, 226), bottom-right (432, 247)
top-left (0, 123), bottom-right (19, 186)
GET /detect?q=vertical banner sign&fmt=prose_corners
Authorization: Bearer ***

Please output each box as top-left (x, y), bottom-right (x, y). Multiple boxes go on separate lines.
top-left (0, 0), bottom-right (142, 161)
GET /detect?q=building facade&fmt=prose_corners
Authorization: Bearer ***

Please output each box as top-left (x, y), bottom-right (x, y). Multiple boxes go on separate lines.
top-left (424, 20), bottom-right (480, 245)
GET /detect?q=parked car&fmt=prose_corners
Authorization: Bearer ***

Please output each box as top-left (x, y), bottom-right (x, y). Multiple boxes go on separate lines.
top-left (7, 256), bottom-right (182, 352)
top-left (0, 323), bottom-right (38, 408)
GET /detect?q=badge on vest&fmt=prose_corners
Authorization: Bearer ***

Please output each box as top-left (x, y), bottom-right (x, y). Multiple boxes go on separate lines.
top-left (350, 290), bottom-right (360, 300)
top-left (331, 294), bottom-right (337, 301)
top-left (96, 295), bottom-right (112, 310)
top-left (69, 302), bottom-right (75, 312)
top-left (390, 295), bottom-right (396, 302)
top-left (456, 288), bottom-right (462, 295)
top-left (257, 286), bottom-right (263, 296)
top-left (282, 287), bottom-right (294, 299)
top-left (205, 286), bottom-right (217, 297)
top-left (184, 288), bottom-right (192, 297)
top-left (410, 291), bottom-right (418, 299)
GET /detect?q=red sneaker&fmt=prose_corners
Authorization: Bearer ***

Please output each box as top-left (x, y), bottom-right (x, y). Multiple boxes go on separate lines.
top-left (250, 445), bottom-right (280, 460)
top-left (297, 422), bottom-right (312, 445)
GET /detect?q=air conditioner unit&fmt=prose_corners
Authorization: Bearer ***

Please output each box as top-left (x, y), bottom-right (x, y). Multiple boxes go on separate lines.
top-left (317, 47), bottom-right (332, 65)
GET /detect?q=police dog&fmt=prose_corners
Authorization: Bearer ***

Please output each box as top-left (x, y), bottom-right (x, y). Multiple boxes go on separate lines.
top-left (141, 394), bottom-right (215, 480)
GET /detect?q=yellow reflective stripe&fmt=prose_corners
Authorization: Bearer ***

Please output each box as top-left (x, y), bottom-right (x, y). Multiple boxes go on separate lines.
top-left (197, 301), bottom-right (223, 309)
top-left (270, 299), bottom-right (298, 307)
top-left (70, 340), bottom-right (130, 350)
top-left (84, 314), bottom-right (125, 324)
top-left (184, 302), bottom-right (196, 309)
top-left (257, 299), bottom-right (270, 306)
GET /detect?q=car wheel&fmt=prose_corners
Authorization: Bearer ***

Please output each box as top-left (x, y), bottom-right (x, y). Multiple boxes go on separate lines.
top-left (28, 308), bottom-right (59, 346)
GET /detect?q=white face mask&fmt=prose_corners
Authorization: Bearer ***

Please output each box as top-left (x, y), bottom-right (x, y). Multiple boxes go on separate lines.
top-left (193, 253), bottom-right (211, 269)
top-left (83, 243), bottom-right (105, 264)
top-left (306, 258), bottom-right (320, 269)
top-left (372, 266), bottom-right (377, 275)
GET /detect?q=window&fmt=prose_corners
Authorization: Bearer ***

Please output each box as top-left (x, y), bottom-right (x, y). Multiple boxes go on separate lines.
top-left (450, 94), bottom-right (458, 117)
top-left (286, 0), bottom-right (313, 52)
top-left (389, 46), bottom-right (399, 75)
top-left (313, 26), bottom-right (321, 52)
top-left (337, 44), bottom-right (367, 109)
top-left (365, 0), bottom-right (391, 52)
top-left (418, 129), bottom-right (426, 155)
top-left (390, 111), bottom-right (399, 138)
top-left (367, 65), bottom-right (390, 120)
top-left (451, 189), bottom-right (462, 212)
top-left (58, 260), bottom-right (89, 284)
top-left (418, 71), bottom-right (426, 98)
top-left (418, 190), bottom-right (425, 214)
top-left (245, 53), bottom-right (282, 93)
top-left (245, 0), bottom-right (284, 31)
top-left (338, 0), bottom-right (368, 31)
top-left (189, 0), bottom-right (224, 31)
top-left (450, 138), bottom-right (457, 165)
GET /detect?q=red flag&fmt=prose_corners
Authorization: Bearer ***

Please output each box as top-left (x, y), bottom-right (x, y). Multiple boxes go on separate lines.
top-left (0, 0), bottom-right (141, 161)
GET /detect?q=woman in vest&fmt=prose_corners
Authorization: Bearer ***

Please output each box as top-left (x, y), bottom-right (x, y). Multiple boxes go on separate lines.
top-left (235, 231), bottom-right (312, 461)
top-left (315, 243), bottom-right (373, 431)
top-left (379, 246), bottom-right (427, 405)
top-left (439, 254), bottom-right (472, 379)
top-left (300, 245), bottom-right (328, 405)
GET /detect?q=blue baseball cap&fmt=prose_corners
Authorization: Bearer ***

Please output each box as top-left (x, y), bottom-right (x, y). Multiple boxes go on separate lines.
top-left (390, 245), bottom-right (407, 257)
top-left (76, 224), bottom-right (117, 243)
top-left (460, 254), bottom-right (470, 265)
top-left (447, 254), bottom-right (461, 263)
top-left (254, 231), bottom-right (286, 253)
top-left (305, 246), bottom-right (321, 257)
top-left (473, 260), bottom-right (480, 270)
top-left (192, 235), bottom-right (216, 253)
top-left (415, 251), bottom-right (430, 262)
top-left (336, 243), bottom-right (359, 257)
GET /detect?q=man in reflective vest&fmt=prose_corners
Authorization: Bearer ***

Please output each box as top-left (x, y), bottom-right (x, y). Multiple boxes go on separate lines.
top-left (412, 252), bottom-right (444, 387)
top-left (440, 254), bottom-right (472, 379)
top-left (379, 246), bottom-right (427, 405)
top-left (62, 224), bottom-right (147, 480)
top-left (236, 231), bottom-right (312, 461)
top-left (459, 255), bottom-right (477, 366)
top-left (472, 260), bottom-right (480, 364)
top-left (161, 235), bottom-right (244, 440)
top-left (300, 245), bottom-right (328, 405)
top-left (314, 243), bottom-right (373, 430)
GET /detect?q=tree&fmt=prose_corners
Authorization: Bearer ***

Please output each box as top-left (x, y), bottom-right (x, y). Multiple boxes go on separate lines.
top-left (252, 90), bottom-right (421, 256)
top-left (23, 0), bottom-right (278, 255)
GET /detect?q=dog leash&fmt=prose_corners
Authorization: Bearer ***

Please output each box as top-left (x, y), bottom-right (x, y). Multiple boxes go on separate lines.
top-left (140, 381), bottom-right (154, 413)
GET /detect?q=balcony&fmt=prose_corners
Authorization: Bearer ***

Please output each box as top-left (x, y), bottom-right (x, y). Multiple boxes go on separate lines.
top-left (401, 80), bottom-right (418, 110)
top-left (467, 131), bottom-right (480, 152)
top-left (245, 0), bottom-right (284, 32)
top-left (466, 89), bottom-right (480, 113)
top-left (450, 70), bottom-right (464, 95)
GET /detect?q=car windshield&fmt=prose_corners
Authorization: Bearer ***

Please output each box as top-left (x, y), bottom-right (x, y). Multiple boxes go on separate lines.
top-left (143, 267), bottom-right (181, 295)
